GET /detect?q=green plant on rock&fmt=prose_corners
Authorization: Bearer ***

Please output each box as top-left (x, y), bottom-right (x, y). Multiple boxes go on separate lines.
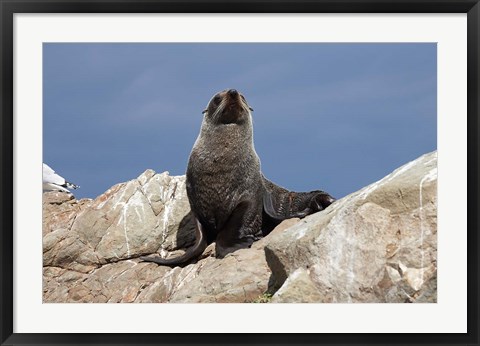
top-left (252, 293), bottom-right (273, 303)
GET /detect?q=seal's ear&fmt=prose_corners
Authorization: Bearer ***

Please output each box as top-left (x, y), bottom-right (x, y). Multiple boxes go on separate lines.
top-left (202, 109), bottom-right (207, 114)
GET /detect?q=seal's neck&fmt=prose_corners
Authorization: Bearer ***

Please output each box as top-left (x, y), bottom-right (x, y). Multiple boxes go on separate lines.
top-left (198, 112), bottom-right (255, 148)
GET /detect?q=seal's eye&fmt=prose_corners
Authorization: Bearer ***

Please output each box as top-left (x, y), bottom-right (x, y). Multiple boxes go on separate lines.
top-left (202, 109), bottom-right (207, 114)
top-left (212, 95), bottom-right (222, 105)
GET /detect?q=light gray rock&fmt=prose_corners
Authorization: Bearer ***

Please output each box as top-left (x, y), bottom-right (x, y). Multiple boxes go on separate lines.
top-left (270, 267), bottom-right (324, 303)
top-left (43, 250), bottom-right (270, 303)
top-left (43, 152), bottom-right (437, 303)
top-left (166, 246), bottom-right (271, 303)
top-left (42, 192), bottom-right (92, 236)
top-left (266, 151), bottom-right (437, 303)
top-left (43, 192), bottom-right (100, 273)
top-left (43, 169), bottom-right (272, 303)
top-left (46, 170), bottom-right (195, 267)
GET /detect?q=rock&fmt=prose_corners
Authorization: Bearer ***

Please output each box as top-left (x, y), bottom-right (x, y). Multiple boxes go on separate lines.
top-left (69, 170), bottom-right (195, 263)
top-left (44, 170), bottom-right (196, 271)
top-left (42, 192), bottom-right (92, 236)
top-left (43, 249), bottom-right (270, 303)
top-left (270, 267), bottom-right (324, 303)
top-left (165, 247), bottom-right (271, 303)
top-left (265, 151), bottom-right (437, 303)
top-left (42, 152), bottom-right (437, 303)
top-left (43, 192), bottom-right (99, 273)
top-left (42, 169), bottom-right (274, 303)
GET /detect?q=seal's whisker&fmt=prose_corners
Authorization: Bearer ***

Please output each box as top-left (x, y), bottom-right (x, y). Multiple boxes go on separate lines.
top-left (239, 99), bottom-right (252, 114)
top-left (211, 98), bottom-right (226, 122)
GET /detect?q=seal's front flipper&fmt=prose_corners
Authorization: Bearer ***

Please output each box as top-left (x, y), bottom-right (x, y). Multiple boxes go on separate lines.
top-left (215, 201), bottom-right (258, 258)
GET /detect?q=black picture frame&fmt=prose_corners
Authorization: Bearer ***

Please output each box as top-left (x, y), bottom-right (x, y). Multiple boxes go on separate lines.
top-left (1, 1), bottom-right (478, 345)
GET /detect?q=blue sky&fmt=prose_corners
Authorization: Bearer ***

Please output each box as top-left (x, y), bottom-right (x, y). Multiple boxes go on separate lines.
top-left (43, 43), bottom-right (436, 200)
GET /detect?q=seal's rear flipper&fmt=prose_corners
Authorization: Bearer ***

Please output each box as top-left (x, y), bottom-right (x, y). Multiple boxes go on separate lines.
top-left (262, 177), bottom-right (336, 221)
top-left (140, 218), bottom-right (207, 266)
top-left (310, 192), bottom-right (336, 211)
top-left (263, 191), bottom-right (310, 220)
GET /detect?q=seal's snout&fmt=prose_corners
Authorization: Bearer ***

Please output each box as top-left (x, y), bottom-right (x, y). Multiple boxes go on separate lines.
top-left (227, 89), bottom-right (238, 97)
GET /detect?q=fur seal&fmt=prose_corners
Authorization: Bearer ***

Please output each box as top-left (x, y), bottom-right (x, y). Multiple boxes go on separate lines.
top-left (141, 89), bottom-right (335, 266)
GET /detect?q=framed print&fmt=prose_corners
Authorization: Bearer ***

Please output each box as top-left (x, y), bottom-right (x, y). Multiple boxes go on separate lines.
top-left (1, 1), bottom-right (479, 345)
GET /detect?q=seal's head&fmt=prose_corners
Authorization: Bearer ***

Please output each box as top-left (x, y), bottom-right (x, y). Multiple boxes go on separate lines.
top-left (203, 89), bottom-right (253, 125)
